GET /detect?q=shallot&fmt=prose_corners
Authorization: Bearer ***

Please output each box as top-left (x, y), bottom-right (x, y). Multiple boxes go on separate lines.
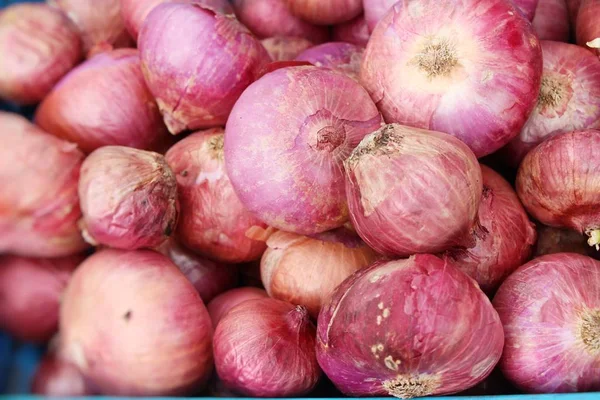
top-left (494, 253), bottom-right (600, 392)
top-left (284, 0), bottom-right (363, 25)
top-left (225, 66), bottom-right (382, 235)
top-left (213, 298), bottom-right (320, 396)
top-left (532, 0), bottom-right (570, 42)
top-left (344, 124), bottom-right (482, 257)
top-left (317, 255), bottom-right (504, 397)
top-left (360, 0), bottom-right (543, 158)
top-left (332, 14), bottom-right (370, 46)
top-left (576, 0), bottom-right (600, 56)
top-left (0, 3), bottom-right (81, 104)
top-left (207, 287), bottom-right (268, 326)
top-left (296, 42), bottom-right (363, 79)
top-left (261, 37), bottom-right (314, 61)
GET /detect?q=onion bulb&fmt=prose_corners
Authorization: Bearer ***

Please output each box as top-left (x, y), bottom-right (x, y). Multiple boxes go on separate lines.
top-left (517, 130), bottom-right (600, 249)
top-left (532, 0), bottom-right (570, 42)
top-left (332, 15), bottom-right (369, 46)
top-left (0, 3), bottom-right (82, 105)
top-left (317, 255), bottom-right (504, 397)
top-left (284, 0), bottom-right (363, 25)
top-left (32, 354), bottom-right (91, 396)
top-left (261, 228), bottom-right (379, 318)
top-left (225, 66), bottom-right (382, 235)
top-left (213, 298), bottom-right (320, 396)
top-left (360, 0), bottom-right (543, 158)
top-left (494, 253), bottom-right (600, 392)
top-left (261, 37), bottom-right (314, 61)
top-left (207, 287), bottom-right (268, 326)
top-left (60, 249), bottom-right (214, 396)
top-left (345, 123), bottom-right (482, 257)
top-left (576, 0), bottom-right (600, 56)
top-left (296, 42), bottom-right (363, 80)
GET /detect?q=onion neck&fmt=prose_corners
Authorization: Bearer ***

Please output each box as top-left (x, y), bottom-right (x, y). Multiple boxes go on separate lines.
top-left (586, 229), bottom-right (600, 250)
top-left (580, 309), bottom-right (600, 353)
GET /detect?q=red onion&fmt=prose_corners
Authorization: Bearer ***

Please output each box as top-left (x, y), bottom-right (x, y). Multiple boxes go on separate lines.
top-left (534, 225), bottom-right (596, 257)
top-left (532, 0), bottom-right (570, 41)
top-left (284, 0), bottom-right (363, 25)
top-left (344, 124), bottom-right (482, 257)
top-left (261, 228), bottom-right (379, 318)
top-left (576, 0), bottom-right (600, 56)
top-left (35, 49), bottom-right (168, 154)
top-left (0, 254), bottom-right (82, 343)
top-left (60, 249), bottom-right (213, 395)
top-left (503, 41), bottom-right (600, 166)
top-left (232, 0), bottom-right (328, 43)
top-left (296, 42), bottom-right (364, 80)
top-left (261, 37), bottom-right (314, 61)
top-left (32, 354), bottom-right (91, 396)
top-left (79, 146), bottom-right (178, 250)
top-left (207, 287), bottom-right (268, 326)
top-left (517, 130), bottom-right (600, 249)
top-left (165, 129), bottom-right (269, 263)
top-left (443, 165), bottom-right (536, 293)
top-left (317, 255), bottom-right (504, 397)
top-left (332, 14), bottom-right (370, 46)
top-left (139, 3), bottom-right (270, 135)
top-left (0, 3), bottom-right (81, 105)
top-left (225, 66), bottom-right (382, 235)
top-left (120, 0), bottom-right (234, 41)
top-left (360, 0), bottom-right (543, 158)
top-left (213, 298), bottom-right (320, 396)
top-left (157, 239), bottom-right (239, 303)
top-left (494, 253), bottom-right (600, 392)
top-left (48, 0), bottom-right (133, 56)
top-left (0, 113), bottom-right (86, 257)
top-left (567, 0), bottom-right (583, 25)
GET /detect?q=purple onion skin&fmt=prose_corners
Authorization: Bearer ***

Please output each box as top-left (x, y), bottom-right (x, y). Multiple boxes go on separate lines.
top-left (261, 37), bottom-right (314, 61)
top-left (295, 42), bottom-right (363, 80)
top-left (79, 146), bottom-right (179, 250)
top-left (225, 66), bottom-right (383, 235)
top-left (207, 287), bottom-right (268, 326)
top-left (284, 0), bottom-right (363, 25)
top-left (0, 3), bottom-right (82, 105)
top-left (532, 0), bottom-right (570, 41)
top-left (332, 14), bottom-right (370, 46)
top-left (213, 298), bottom-right (320, 397)
top-left (317, 255), bottom-right (504, 397)
top-left (139, 3), bottom-right (270, 134)
top-left (494, 253), bottom-right (600, 393)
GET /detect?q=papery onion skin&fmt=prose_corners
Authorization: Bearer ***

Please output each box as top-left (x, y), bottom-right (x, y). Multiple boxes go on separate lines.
top-left (494, 253), bottom-right (600, 393)
top-left (79, 146), bottom-right (178, 250)
top-left (296, 42), bottom-right (364, 80)
top-left (0, 113), bottom-right (87, 257)
top-left (32, 354), bottom-right (91, 396)
top-left (534, 225), bottom-right (595, 257)
top-left (48, 0), bottom-right (133, 56)
top-left (213, 298), bottom-right (320, 397)
top-left (261, 37), bottom-right (314, 61)
top-left (284, 0), bottom-right (363, 25)
top-left (233, 0), bottom-right (328, 43)
top-left (0, 3), bottom-right (81, 105)
top-left (345, 124), bottom-right (482, 257)
top-left (35, 49), bottom-right (168, 154)
top-left (60, 249), bottom-right (213, 396)
top-left (225, 66), bottom-right (383, 235)
top-left (261, 228), bottom-right (379, 318)
top-left (165, 129), bottom-right (268, 263)
top-left (207, 287), bottom-right (268, 326)
top-left (120, 0), bottom-right (234, 41)
top-left (332, 14), bottom-right (370, 46)
top-left (139, 3), bottom-right (270, 135)
top-left (503, 41), bottom-right (600, 166)
top-left (443, 165), bottom-right (536, 293)
top-left (157, 239), bottom-right (239, 303)
top-left (317, 254), bottom-right (504, 397)
top-left (516, 130), bottom-right (600, 248)
top-left (0, 254), bottom-right (83, 343)
top-left (532, 0), bottom-right (570, 41)
top-left (360, 0), bottom-right (542, 158)
top-left (576, 0), bottom-right (600, 56)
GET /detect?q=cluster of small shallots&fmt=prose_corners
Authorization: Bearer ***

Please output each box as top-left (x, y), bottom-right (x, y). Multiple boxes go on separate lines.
top-left (1, 0), bottom-right (600, 398)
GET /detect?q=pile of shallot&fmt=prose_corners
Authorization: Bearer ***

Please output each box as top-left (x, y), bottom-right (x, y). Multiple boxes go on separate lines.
top-left (1, 0), bottom-right (600, 398)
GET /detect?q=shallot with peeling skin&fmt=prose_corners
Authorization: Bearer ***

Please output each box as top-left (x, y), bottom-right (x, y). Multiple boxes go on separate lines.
top-left (261, 37), bottom-right (314, 61)
top-left (32, 354), bottom-right (92, 396)
top-left (225, 66), bottom-right (383, 235)
top-left (517, 130), bottom-right (600, 249)
top-left (0, 113), bottom-right (87, 257)
top-left (166, 129), bottom-right (269, 263)
top-left (261, 228), bottom-right (379, 318)
top-left (213, 298), bottom-right (321, 397)
top-left (284, 0), bottom-right (363, 25)
top-left (296, 42), bottom-right (364, 80)
top-left (35, 49), bottom-right (169, 154)
top-left (360, 0), bottom-right (543, 158)
top-left (503, 41), bottom-right (600, 166)
top-left (494, 253), bottom-right (600, 393)
top-left (344, 124), bottom-right (482, 257)
top-left (60, 249), bottom-right (214, 396)
top-left (443, 165), bottom-right (536, 293)
top-left (207, 287), bottom-right (268, 326)
top-left (139, 2), bottom-right (270, 134)
top-left (332, 14), bottom-right (370, 46)
top-left (576, 0), bottom-right (600, 56)
top-left (78, 146), bottom-right (178, 250)
top-left (532, 0), bottom-right (570, 42)
top-left (0, 3), bottom-right (81, 105)
top-left (317, 255), bottom-right (504, 398)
